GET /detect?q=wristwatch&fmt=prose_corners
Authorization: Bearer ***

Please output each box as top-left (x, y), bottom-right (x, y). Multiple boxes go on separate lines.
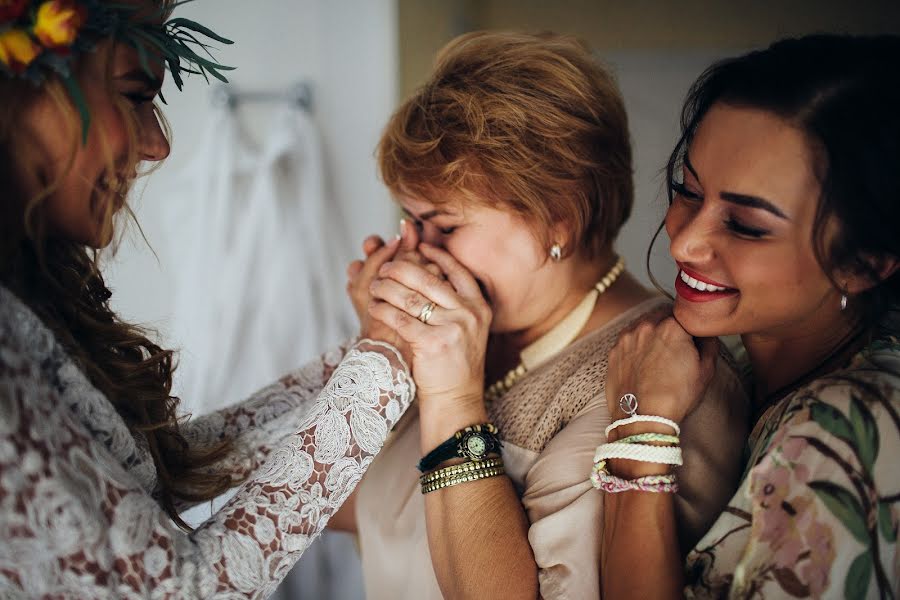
top-left (417, 423), bottom-right (503, 472)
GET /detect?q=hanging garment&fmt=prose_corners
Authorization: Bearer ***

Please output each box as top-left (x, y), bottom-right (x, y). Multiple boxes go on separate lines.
top-left (159, 104), bottom-right (355, 415)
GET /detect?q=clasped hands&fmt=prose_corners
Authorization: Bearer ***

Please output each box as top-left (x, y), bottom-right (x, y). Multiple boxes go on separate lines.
top-left (346, 221), bottom-right (492, 412)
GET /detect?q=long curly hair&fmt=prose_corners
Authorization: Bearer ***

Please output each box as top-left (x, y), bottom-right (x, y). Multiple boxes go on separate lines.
top-left (0, 1), bottom-right (236, 529)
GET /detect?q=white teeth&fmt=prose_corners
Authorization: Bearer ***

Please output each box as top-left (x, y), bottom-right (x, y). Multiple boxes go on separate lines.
top-left (680, 270), bottom-right (728, 292)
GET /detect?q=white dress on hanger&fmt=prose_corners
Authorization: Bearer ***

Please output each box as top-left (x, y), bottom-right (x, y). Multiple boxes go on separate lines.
top-left (161, 103), bottom-right (355, 415)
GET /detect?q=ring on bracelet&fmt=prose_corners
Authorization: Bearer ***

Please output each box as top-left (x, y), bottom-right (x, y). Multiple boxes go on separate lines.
top-left (619, 393), bottom-right (638, 417)
top-left (418, 301), bottom-right (436, 324)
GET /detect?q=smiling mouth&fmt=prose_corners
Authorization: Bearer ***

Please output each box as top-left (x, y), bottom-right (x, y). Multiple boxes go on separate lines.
top-left (678, 269), bottom-right (731, 292)
top-left (674, 266), bottom-right (738, 302)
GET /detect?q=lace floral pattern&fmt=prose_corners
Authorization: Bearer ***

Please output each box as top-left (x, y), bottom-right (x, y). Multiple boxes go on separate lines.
top-left (0, 286), bottom-right (413, 599)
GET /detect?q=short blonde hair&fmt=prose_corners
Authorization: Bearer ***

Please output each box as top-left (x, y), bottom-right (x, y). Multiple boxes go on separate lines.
top-left (378, 31), bottom-right (633, 258)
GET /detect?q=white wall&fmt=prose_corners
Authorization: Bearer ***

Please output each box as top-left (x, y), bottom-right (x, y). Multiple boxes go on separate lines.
top-left (104, 0), bottom-right (399, 368)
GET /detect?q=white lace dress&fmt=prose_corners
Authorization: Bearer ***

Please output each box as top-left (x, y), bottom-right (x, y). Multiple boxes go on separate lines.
top-left (0, 286), bottom-right (414, 599)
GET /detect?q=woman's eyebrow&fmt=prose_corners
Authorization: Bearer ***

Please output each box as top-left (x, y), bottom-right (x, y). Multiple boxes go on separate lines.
top-left (720, 192), bottom-right (790, 220)
top-left (684, 153), bottom-right (789, 220)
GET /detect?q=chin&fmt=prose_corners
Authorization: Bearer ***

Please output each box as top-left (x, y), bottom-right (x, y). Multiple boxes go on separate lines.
top-left (672, 302), bottom-right (730, 338)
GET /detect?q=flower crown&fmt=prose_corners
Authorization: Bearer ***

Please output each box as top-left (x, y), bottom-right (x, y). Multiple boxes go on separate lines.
top-left (0, 0), bottom-right (233, 141)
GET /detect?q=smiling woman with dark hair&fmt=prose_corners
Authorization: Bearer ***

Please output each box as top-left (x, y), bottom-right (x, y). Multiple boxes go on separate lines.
top-left (599, 34), bottom-right (900, 599)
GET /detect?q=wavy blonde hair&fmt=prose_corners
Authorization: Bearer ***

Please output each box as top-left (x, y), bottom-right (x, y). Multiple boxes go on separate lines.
top-left (0, 1), bottom-right (236, 529)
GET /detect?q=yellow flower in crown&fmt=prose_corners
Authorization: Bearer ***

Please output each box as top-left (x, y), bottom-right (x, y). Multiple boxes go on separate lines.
top-left (0, 28), bottom-right (41, 73)
top-left (33, 0), bottom-right (86, 50)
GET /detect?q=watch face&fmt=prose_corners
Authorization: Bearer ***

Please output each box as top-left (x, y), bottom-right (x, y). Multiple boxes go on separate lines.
top-left (465, 434), bottom-right (487, 457)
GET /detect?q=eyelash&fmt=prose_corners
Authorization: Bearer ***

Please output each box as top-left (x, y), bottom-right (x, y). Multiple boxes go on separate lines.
top-left (670, 181), bottom-right (770, 239)
top-left (670, 181), bottom-right (700, 201)
top-left (723, 218), bottom-right (768, 238)
top-left (410, 219), bottom-right (457, 235)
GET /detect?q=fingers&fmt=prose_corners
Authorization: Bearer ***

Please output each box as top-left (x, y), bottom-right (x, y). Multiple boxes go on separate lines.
top-left (356, 236), bottom-right (400, 288)
top-left (394, 248), bottom-right (445, 279)
top-left (378, 259), bottom-right (460, 309)
top-left (368, 298), bottom-right (430, 343)
top-left (346, 259), bottom-right (364, 281)
top-left (399, 218), bottom-right (419, 252)
top-left (362, 235), bottom-right (386, 257)
top-left (419, 243), bottom-right (482, 300)
top-left (370, 277), bottom-right (444, 324)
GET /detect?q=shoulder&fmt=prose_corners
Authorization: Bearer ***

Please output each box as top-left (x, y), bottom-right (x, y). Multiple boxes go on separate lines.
top-left (763, 339), bottom-right (900, 464)
top-left (557, 297), bottom-right (674, 408)
top-left (0, 286), bottom-right (66, 376)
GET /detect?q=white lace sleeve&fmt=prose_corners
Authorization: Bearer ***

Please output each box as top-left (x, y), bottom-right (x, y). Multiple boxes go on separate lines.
top-left (176, 338), bottom-right (359, 487)
top-left (0, 339), bottom-right (412, 599)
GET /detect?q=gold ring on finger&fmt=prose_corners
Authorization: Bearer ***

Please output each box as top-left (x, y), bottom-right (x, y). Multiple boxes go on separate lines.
top-left (418, 301), bottom-right (436, 324)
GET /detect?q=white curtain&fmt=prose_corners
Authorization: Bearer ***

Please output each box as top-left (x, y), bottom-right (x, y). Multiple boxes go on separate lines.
top-left (156, 103), bottom-right (364, 599)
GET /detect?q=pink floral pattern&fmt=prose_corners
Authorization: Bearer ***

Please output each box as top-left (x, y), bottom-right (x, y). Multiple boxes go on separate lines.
top-left (685, 336), bottom-right (900, 599)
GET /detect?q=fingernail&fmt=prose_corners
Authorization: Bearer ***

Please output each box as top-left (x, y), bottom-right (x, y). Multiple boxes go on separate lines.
top-left (388, 236), bottom-right (400, 247)
top-left (399, 218), bottom-right (407, 236)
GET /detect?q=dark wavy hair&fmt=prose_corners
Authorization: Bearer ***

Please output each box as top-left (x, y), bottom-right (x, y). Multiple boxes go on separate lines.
top-left (651, 34), bottom-right (900, 333)
top-left (0, 1), bottom-right (236, 529)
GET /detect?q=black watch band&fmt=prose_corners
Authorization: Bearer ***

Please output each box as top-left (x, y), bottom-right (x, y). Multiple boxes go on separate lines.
top-left (418, 423), bottom-right (502, 472)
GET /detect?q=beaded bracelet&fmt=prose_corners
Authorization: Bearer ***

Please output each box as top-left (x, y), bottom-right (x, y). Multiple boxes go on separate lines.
top-left (617, 432), bottom-right (680, 446)
top-left (419, 457), bottom-right (505, 485)
top-left (590, 466), bottom-right (679, 494)
top-left (421, 463), bottom-right (506, 494)
top-left (593, 442), bottom-right (683, 466)
top-left (605, 414), bottom-right (680, 437)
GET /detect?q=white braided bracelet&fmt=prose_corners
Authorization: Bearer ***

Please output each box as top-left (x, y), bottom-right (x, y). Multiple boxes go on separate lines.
top-left (605, 414), bottom-right (680, 437)
top-left (594, 442), bottom-right (683, 466)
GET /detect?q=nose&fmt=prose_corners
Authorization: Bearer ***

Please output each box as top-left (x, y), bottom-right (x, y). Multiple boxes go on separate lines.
top-left (666, 203), bottom-right (716, 265)
top-left (139, 109), bottom-right (170, 162)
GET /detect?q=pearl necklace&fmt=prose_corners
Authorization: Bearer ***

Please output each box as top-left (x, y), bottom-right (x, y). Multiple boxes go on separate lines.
top-left (484, 256), bottom-right (626, 404)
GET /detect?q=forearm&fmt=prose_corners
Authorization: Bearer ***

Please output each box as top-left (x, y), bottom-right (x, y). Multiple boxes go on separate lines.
top-left (419, 401), bottom-right (538, 599)
top-left (425, 479), bottom-right (538, 599)
top-left (601, 459), bottom-right (683, 599)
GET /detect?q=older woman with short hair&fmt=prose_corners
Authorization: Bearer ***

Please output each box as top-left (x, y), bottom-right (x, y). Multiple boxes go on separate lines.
top-left (335, 31), bottom-right (750, 599)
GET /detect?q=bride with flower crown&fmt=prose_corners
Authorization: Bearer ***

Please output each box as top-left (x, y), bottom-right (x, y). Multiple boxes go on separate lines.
top-left (0, 1), bottom-right (415, 597)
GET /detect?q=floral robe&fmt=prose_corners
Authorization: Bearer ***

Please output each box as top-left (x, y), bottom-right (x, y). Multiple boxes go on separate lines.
top-left (685, 333), bottom-right (900, 599)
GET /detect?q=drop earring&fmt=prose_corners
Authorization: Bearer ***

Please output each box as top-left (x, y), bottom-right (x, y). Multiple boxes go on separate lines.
top-left (550, 243), bottom-right (562, 262)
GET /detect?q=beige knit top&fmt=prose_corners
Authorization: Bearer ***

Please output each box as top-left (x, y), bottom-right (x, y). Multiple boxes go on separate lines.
top-left (355, 297), bottom-right (750, 599)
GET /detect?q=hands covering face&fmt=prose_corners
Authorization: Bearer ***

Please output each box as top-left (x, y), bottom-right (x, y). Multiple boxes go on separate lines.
top-left (346, 221), bottom-right (493, 408)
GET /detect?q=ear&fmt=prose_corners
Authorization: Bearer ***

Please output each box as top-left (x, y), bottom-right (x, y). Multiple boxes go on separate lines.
top-left (841, 254), bottom-right (900, 294)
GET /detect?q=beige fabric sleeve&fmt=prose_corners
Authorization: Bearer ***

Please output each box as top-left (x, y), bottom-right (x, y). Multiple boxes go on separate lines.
top-left (521, 397), bottom-right (607, 599)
